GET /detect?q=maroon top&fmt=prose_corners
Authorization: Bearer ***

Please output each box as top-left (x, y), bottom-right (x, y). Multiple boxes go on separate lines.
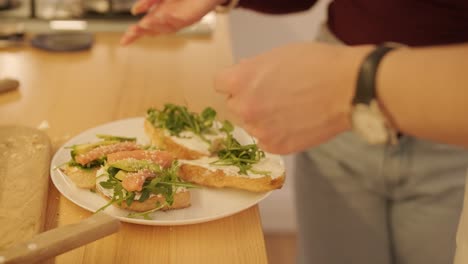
top-left (238, 0), bottom-right (468, 46)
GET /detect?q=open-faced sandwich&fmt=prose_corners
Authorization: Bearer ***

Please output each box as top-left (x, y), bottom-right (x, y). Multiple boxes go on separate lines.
top-left (145, 104), bottom-right (227, 160)
top-left (145, 104), bottom-right (286, 192)
top-left (61, 134), bottom-right (141, 189)
top-left (95, 150), bottom-right (194, 217)
top-left (57, 104), bottom-right (285, 220)
top-left (177, 120), bottom-right (285, 192)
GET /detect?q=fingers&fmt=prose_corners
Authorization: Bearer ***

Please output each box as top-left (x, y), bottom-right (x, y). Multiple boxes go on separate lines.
top-left (120, 25), bottom-right (159, 46)
top-left (139, 12), bottom-right (184, 34)
top-left (123, 0), bottom-right (218, 46)
top-left (120, 12), bottom-right (182, 45)
top-left (215, 64), bottom-right (259, 125)
top-left (122, 0), bottom-right (182, 45)
top-left (131, 0), bottom-right (160, 15)
top-left (214, 66), bottom-right (240, 95)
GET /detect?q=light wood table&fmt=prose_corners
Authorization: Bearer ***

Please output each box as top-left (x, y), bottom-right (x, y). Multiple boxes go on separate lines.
top-left (0, 16), bottom-right (268, 264)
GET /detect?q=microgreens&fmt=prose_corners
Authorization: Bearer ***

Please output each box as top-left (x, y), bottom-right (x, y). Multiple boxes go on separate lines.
top-left (146, 104), bottom-right (217, 143)
top-left (211, 133), bottom-right (270, 175)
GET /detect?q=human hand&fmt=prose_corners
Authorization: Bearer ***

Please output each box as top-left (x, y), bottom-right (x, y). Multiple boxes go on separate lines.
top-left (215, 42), bottom-right (373, 154)
top-left (120, 0), bottom-right (224, 45)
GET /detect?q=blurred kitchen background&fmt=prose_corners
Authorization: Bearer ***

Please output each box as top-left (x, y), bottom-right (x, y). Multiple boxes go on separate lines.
top-left (0, 0), bottom-right (330, 262)
top-left (0, 0), bottom-right (137, 20)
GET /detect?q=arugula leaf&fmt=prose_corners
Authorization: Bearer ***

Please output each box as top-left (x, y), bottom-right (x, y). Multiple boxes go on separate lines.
top-left (138, 160), bottom-right (198, 207)
top-left (127, 202), bottom-right (165, 220)
top-left (158, 181), bottom-right (199, 188)
top-left (99, 181), bottom-right (116, 189)
top-left (95, 161), bottom-right (197, 217)
top-left (138, 189), bottom-right (151, 202)
top-left (147, 104), bottom-right (217, 142)
top-left (95, 134), bottom-right (136, 142)
top-left (211, 134), bottom-right (269, 175)
top-left (220, 120), bottom-right (234, 134)
top-left (68, 157), bottom-right (106, 170)
top-left (107, 166), bottom-right (120, 179)
top-left (125, 192), bottom-right (136, 207)
top-left (96, 198), bottom-right (117, 213)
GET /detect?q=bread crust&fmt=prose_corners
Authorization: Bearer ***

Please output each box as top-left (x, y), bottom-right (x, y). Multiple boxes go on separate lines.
top-left (97, 187), bottom-right (191, 212)
top-left (144, 119), bottom-right (207, 160)
top-left (144, 119), bottom-right (286, 193)
top-left (178, 164), bottom-right (285, 192)
top-left (61, 165), bottom-right (98, 189)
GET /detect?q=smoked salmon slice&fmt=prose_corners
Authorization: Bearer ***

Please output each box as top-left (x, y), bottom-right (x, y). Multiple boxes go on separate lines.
top-left (122, 170), bottom-right (156, 192)
top-left (75, 141), bottom-right (140, 165)
top-left (107, 150), bottom-right (174, 169)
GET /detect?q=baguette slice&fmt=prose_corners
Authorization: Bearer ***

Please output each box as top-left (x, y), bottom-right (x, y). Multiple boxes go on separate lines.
top-left (97, 149), bottom-right (191, 212)
top-left (60, 165), bottom-right (98, 189)
top-left (144, 119), bottom-right (224, 160)
top-left (61, 140), bottom-right (141, 189)
top-left (178, 156), bottom-right (286, 192)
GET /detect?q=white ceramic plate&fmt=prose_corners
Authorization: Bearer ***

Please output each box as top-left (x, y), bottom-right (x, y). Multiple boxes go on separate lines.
top-left (50, 118), bottom-right (273, 226)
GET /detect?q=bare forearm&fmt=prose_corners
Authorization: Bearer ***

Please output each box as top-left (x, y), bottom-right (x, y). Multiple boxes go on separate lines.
top-left (377, 44), bottom-right (468, 146)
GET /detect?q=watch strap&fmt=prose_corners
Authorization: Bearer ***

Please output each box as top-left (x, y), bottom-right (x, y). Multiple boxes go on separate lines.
top-left (353, 45), bottom-right (397, 105)
top-left (215, 0), bottom-right (240, 13)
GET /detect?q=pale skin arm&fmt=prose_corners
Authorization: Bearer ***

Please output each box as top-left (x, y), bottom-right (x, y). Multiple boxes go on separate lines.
top-left (378, 44), bottom-right (468, 147)
top-left (120, 0), bottom-right (223, 45)
top-left (214, 43), bottom-right (468, 153)
top-left (119, 0), bottom-right (468, 151)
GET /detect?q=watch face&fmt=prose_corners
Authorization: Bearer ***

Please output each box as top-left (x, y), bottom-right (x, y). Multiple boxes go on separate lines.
top-left (352, 103), bottom-right (389, 144)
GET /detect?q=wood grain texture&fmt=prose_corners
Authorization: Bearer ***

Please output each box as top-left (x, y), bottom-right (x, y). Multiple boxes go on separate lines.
top-left (0, 213), bottom-right (120, 264)
top-left (0, 15), bottom-right (268, 263)
top-left (265, 233), bottom-right (297, 264)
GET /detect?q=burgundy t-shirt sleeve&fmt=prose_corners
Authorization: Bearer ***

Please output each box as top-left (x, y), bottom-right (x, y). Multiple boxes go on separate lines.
top-left (237, 0), bottom-right (318, 14)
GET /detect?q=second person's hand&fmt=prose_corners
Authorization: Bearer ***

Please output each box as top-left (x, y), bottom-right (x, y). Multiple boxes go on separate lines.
top-left (120, 0), bottom-right (225, 45)
top-left (214, 42), bottom-right (373, 154)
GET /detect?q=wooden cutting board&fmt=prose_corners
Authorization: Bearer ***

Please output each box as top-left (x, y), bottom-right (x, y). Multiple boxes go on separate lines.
top-left (0, 126), bottom-right (51, 250)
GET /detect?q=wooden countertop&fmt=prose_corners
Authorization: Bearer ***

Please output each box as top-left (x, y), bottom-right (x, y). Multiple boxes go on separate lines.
top-left (0, 15), bottom-right (268, 264)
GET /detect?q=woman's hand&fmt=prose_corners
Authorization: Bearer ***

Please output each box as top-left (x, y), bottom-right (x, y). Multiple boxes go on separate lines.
top-left (120, 0), bottom-right (224, 45)
top-left (215, 42), bottom-right (372, 154)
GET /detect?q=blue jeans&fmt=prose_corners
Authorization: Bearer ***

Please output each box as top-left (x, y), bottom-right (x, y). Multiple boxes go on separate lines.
top-left (294, 132), bottom-right (468, 264)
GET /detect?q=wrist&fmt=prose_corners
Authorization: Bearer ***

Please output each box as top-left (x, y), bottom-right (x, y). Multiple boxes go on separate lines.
top-left (375, 48), bottom-right (405, 131)
top-left (338, 45), bottom-right (375, 129)
top-left (218, 0), bottom-right (230, 5)
top-left (216, 0), bottom-right (240, 13)
top-left (350, 44), bottom-right (402, 144)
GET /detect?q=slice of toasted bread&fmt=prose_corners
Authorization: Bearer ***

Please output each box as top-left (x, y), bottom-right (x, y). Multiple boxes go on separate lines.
top-left (61, 165), bottom-right (98, 189)
top-left (144, 119), bottom-right (208, 160)
top-left (179, 164), bottom-right (284, 192)
top-left (96, 186), bottom-right (191, 212)
top-left (178, 157), bottom-right (285, 192)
